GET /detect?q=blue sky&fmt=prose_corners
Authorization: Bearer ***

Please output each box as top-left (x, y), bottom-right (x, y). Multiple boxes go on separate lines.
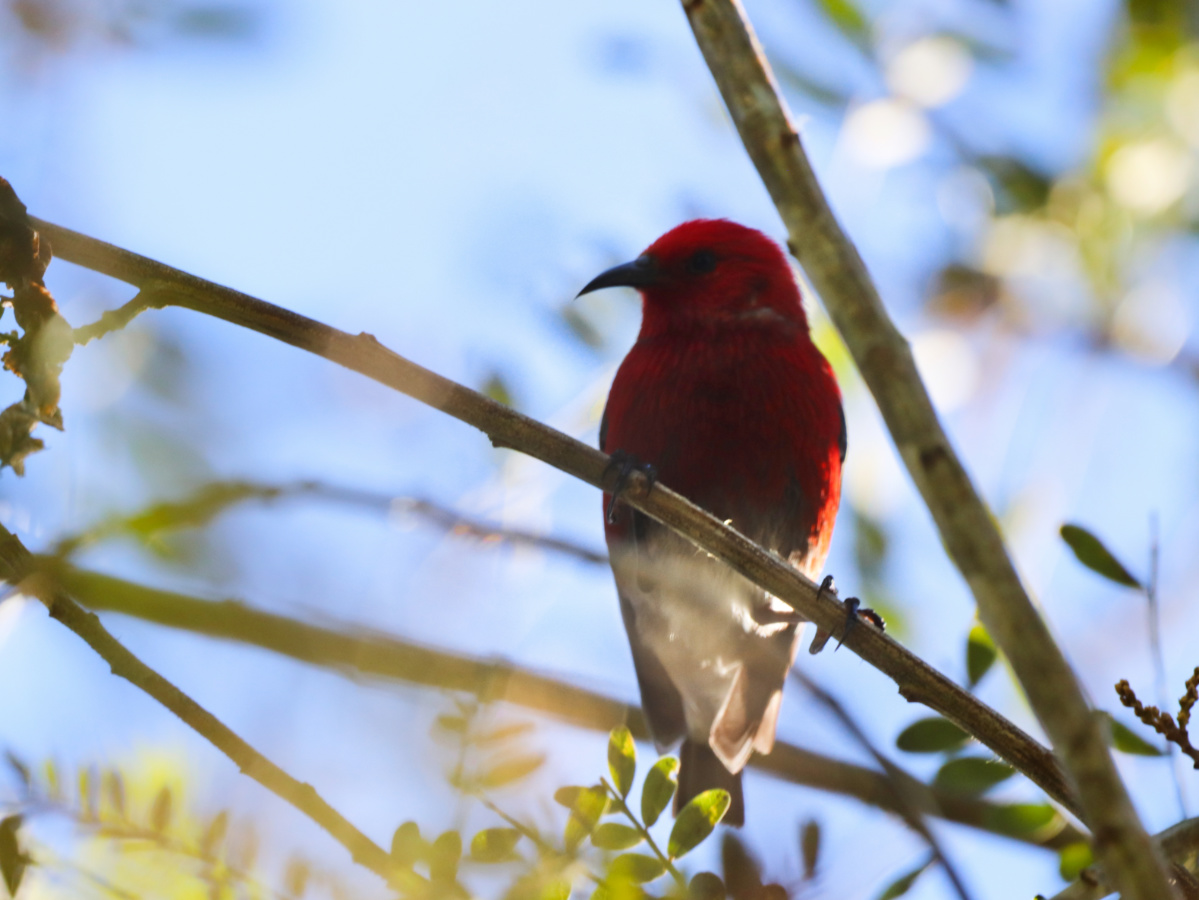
top-left (2, 1), bottom-right (1197, 898)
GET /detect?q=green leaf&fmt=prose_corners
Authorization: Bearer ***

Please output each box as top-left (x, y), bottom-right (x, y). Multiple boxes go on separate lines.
top-left (434, 714), bottom-right (469, 734)
top-left (1104, 714), bottom-right (1165, 756)
top-left (876, 855), bottom-right (933, 899)
top-left (429, 830), bottom-right (462, 882)
top-left (640, 758), bottom-right (678, 827)
top-left (474, 722), bottom-right (536, 746)
top-left (609, 853), bottom-right (667, 884)
top-left (608, 727), bottom-right (636, 798)
top-left (103, 770), bottom-right (126, 819)
top-left (895, 717), bottom-right (970, 753)
top-left (78, 767), bottom-right (97, 821)
top-left (284, 858), bottom-right (310, 898)
top-left (0, 816), bottom-right (26, 897)
top-left (591, 823), bottom-right (643, 851)
top-left (1058, 841), bottom-right (1094, 881)
top-left (470, 827), bottom-right (522, 862)
top-left (150, 786), bottom-right (172, 832)
top-left (932, 756), bottom-right (1016, 795)
top-left (477, 754), bottom-right (545, 789)
top-left (668, 789), bottom-right (730, 859)
top-left (688, 872), bottom-right (725, 900)
top-left (966, 623), bottom-right (997, 688)
top-left (390, 821), bottom-right (426, 868)
top-left (542, 879), bottom-right (572, 900)
top-left (199, 810), bottom-right (229, 859)
top-left (815, 0), bottom-right (869, 40)
top-left (982, 803), bottom-right (1061, 839)
top-left (1060, 524), bottom-right (1142, 588)
top-left (800, 819), bottom-right (821, 881)
top-left (556, 785), bottom-right (608, 850)
top-left (482, 373), bottom-right (514, 408)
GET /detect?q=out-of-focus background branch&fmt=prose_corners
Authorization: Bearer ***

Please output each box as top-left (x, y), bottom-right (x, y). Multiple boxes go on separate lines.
top-left (3, 0), bottom-right (1199, 897)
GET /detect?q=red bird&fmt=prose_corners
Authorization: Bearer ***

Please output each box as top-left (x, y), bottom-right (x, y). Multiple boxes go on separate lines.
top-left (579, 220), bottom-right (844, 826)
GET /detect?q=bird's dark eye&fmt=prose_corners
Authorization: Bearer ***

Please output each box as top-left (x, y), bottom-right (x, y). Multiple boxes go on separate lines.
top-left (687, 249), bottom-right (718, 274)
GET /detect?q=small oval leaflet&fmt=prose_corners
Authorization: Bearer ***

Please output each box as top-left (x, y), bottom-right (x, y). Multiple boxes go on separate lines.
top-left (609, 852), bottom-right (667, 884)
top-left (607, 726), bottom-right (636, 798)
top-left (966, 623), bottom-right (997, 688)
top-left (470, 827), bottom-right (522, 863)
top-left (1059, 524), bottom-right (1141, 588)
top-left (591, 823), bottom-right (644, 851)
top-left (668, 789), bottom-right (730, 859)
top-left (933, 756), bottom-right (1015, 795)
top-left (895, 716), bottom-right (970, 753)
top-left (640, 757), bottom-right (679, 827)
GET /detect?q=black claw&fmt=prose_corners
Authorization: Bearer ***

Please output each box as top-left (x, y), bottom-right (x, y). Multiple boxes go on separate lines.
top-left (604, 450), bottom-right (657, 524)
top-left (834, 596), bottom-right (886, 651)
top-left (815, 575), bottom-right (835, 603)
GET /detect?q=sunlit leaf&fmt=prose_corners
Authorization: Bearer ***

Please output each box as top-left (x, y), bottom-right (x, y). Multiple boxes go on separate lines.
top-left (470, 827), bottom-right (522, 862)
top-left (103, 769), bottom-right (126, 819)
top-left (640, 758), bottom-right (678, 827)
top-left (983, 803), bottom-right (1061, 839)
top-left (391, 820), bottom-right (426, 868)
top-left (876, 855), bottom-right (933, 899)
top-left (895, 717), bottom-right (970, 753)
top-left (285, 857), bottom-right (310, 897)
top-left (966, 623), bottom-right (997, 688)
top-left (78, 767), bottom-right (97, 821)
top-left (434, 715), bottom-right (469, 735)
top-left (556, 785), bottom-right (608, 850)
top-left (150, 785), bottom-right (173, 832)
top-left (591, 823), bottom-right (643, 851)
top-left (1104, 713), bottom-right (1164, 756)
top-left (474, 722), bottom-right (536, 746)
top-left (668, 789), bottom-right (729, 859)
top-left (1059, 841), bottom-right (1094, 881)
top-left (933, 756), bottom-right (1016, 795)
top-left (800, 819), bottom-right (821, 881)
top-left (815, 0), bottom-right (868, 40)
top-left (609, 852), bottom-right (667, 884)
top-left (43, 759), bottom-right (61, 800)
top-left (429, 830), bottom-right (462, 882)
top-left (478, 754), bottom-right (545, 789)
top-left (482, 373), bottom-right (514, 408)
top-left (200, 810), bottom-right (229, 858)
top-left (1060, 524), bottom-right (1142, 588)
top-left (608, 726), bottom-right (636, 798)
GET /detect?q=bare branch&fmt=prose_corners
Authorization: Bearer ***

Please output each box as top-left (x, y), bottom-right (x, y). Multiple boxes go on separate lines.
top-left (48, 560), bottom-right (1086, 851)
top-left (29, 217), bottom-right (1081, 821)
top-left (0, 526), bottom-right (401, 886)
top-left (678, 1), bottom-right (1172, 896)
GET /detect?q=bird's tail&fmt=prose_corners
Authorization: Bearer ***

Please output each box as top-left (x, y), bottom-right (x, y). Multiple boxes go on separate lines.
top-left (676, 739), bottom-right (744, 827)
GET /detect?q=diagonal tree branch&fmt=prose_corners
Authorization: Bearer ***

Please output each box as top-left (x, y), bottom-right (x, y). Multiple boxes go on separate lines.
top-left (46, 561), bottom-right (1085, 851)
top-left (679, 1), bottom-right (1173, 897)
top-left (0, 527), bottom-right (402, 887)
top-left (30, 214), bottom-right (1080, 820)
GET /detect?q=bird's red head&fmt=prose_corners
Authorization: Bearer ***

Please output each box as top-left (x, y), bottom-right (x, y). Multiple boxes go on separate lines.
top-left (578, 219), bottom-right (808, 338)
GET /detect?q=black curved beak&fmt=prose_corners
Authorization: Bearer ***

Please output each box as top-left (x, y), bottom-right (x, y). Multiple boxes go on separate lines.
top-left (576, 254), bottom-right (658, 297)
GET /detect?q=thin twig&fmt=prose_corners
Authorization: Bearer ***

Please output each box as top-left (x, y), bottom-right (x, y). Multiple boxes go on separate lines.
top-left (0, 526), bottom-right (401, 886)
top-left (678, 2), bottom-right (1171, 896)
top-left (50, 477), bottom-right (606, 566)
top-left (45, 560), bottom-right (1086, 850)
top-left (30, 217), bottom-right (1080, 820)
top-left (790, 670), bottom-right (973, 900)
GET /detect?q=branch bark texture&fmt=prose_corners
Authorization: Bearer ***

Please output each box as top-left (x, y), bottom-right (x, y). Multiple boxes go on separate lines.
top-left (34, 217), bottom-right (1078, 820)
top-left (679, 1), bottom-right (1172, 897)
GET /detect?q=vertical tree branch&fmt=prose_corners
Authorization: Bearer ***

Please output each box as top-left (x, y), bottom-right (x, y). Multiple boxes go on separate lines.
top-left (679, 1), bottom-right (1173, 897)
